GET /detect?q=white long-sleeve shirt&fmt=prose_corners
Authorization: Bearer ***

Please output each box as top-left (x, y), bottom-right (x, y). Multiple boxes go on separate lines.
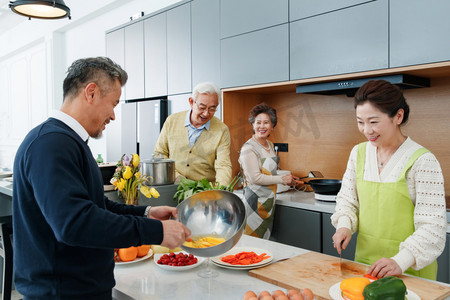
top-left (331, 137), bottom-right (447, 272)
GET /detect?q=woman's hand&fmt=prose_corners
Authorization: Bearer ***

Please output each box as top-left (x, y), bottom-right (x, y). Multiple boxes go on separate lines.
top-left (332, 228), bottom-right (352, 255)
top-left (368, 258), bottom-right (402, 278)
top-left (281, 174), bottom-right (301, 186)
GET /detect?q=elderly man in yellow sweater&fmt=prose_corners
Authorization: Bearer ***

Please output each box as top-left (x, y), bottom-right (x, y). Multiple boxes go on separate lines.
top-left (154, 82), bottom-right (232, 185)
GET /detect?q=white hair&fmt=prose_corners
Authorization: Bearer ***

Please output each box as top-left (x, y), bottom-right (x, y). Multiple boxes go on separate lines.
top-left (192, 82), bottom-right (221, 103)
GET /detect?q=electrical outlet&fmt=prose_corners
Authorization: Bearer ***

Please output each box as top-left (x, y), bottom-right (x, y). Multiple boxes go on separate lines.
top-left (274, 143), bottom-right (288, 152)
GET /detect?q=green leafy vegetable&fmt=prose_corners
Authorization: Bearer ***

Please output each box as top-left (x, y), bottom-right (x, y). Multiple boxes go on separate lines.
top-left (173, 175), bottom-right (241, 204)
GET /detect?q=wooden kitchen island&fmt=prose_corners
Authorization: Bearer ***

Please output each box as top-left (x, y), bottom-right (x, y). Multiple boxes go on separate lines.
top-left (113, 235), bottom-right (450, 300)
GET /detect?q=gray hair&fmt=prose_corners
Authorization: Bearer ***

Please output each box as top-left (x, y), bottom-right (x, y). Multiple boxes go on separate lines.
top-left (63, 57), bottom-right (128, 100)
top-left (192, 82), bottom-right (221, 104)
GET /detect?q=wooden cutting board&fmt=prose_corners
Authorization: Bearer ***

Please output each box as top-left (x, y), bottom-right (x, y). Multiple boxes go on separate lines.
top-left (249, 252), bottom-right (450, 300)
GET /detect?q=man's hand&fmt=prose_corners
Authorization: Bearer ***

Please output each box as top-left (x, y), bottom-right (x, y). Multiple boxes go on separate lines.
top-left (147, 206), bottom-right (177, 220)
top-left (368, 258), bottom-right (402, 278)
top-left (160, 220), bottom-right (191, 249)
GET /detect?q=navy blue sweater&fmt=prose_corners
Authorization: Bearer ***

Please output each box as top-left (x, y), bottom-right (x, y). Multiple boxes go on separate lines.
top-left (13, 118), bottom-right (163, 299)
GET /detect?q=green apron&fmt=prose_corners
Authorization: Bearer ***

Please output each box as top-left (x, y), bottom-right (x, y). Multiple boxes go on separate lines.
top-left (241, 139), bottom-right (278, 239)
top-left (354, 142), bottom-right (438, 280)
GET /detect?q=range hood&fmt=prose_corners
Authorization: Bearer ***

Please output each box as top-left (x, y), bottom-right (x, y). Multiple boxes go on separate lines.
top-left (296, 74), bottom-right (430, 97)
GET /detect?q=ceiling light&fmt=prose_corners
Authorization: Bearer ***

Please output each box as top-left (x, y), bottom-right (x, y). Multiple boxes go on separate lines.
top-left (9, 0), bottom-right (71, 20)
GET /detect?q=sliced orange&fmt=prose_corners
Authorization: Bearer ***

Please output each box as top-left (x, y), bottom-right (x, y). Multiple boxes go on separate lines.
top-left (118, 247), bottom-right (138, 262)
top-left (137, 245), bottom-right (151, 257)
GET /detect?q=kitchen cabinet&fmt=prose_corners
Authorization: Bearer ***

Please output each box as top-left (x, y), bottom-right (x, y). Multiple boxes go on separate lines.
top-left (144, 13), bottom-right (167, 98)
top-left (220, 24), bottom-right (289, 88)
top-left (290, 0), bottom-right (388, 80)
top-left (167, 3), bottom-right (191, 95)
top-left (191, 0), bottom-right (220, 87)
top-left (124, 21), bottom-right (145, 100)
top-left (220, 0), bottom-right (288, 39)
top-left (322, 212), bottom-right (357, 261)
top-left (289, 0), bottom-right (372, 21)
top-left (390, 0), bottom-right (450, 68)
top-left (271, 205), bottom-right (321, 252)
top-left (105, 28), bottom-right (137, 162)
top-left (437, 233), bottom-right (449, 284)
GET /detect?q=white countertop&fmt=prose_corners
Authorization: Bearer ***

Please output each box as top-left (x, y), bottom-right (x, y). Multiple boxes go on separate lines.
top-left (113, 235), bottom-right (308, 300)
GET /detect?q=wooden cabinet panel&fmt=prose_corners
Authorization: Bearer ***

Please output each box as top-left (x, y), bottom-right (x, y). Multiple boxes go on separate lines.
top-left (220, 24), bottom-right (289, 88)
top-left (220, 0), bottom-right (288, 39)
top-left (124, 21), bottom-right (145, 99)
top-left (289, 0), bottom-right (372, 21)
top-left (167, 3), bottom-right (192, 95)
top-left (271, 205), bottom-right (321, 252)
top-left (191, 0), bottom-right (221, 87)
top-left (390, 0), bottom-right (450, 68)
top-left (144, 13), bottom-right (168, 97)
top-left (290, 0), bottom-right (388, 80)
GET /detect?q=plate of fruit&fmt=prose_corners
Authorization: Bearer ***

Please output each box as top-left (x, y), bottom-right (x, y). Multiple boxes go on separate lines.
top-left (154, 251), bottom-right (204, 271)
top-left (115, 245), bottom-right (153, 265)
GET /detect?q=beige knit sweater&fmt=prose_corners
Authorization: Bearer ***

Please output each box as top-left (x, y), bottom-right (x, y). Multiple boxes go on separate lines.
top-left (331, 137), bottom-right (447, 273)
top-left (154, 111), bottom-right (232, 185)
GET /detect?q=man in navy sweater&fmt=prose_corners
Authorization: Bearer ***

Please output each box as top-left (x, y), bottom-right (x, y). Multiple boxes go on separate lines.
top-left (12, 57), bottom-right (191, 300)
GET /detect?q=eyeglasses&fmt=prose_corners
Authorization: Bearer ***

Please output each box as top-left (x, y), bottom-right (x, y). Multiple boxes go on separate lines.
top-left (194, 101), bottom-right (217, 114)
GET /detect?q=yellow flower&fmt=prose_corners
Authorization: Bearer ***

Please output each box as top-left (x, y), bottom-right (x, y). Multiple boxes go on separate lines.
top-left (150, 187), bottom-right (160, 198)
top-left (135, 171), bottom-right (141, 179)
top-left (140, 185), bottom-right (152, 198)
top-left (123, 166), bottom-right (132, 179)
top-left (117, 178), bottom-right (126, 191)
top-left (132, 153), bottom-right (140, 168)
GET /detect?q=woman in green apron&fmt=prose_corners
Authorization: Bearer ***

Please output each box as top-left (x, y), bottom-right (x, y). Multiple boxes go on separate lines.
top-left (239, 103), bottom-right (300, 239)
top-left (331, 80), bottom-right (446, 280)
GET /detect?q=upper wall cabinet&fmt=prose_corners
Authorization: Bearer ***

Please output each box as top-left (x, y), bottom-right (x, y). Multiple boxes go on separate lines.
top-left (289, 0), bottom-right (372, 21)
top-left (191, 0), bottom-right (220, 87)
top-left (290, 0), bottom-right (388, 80)
top-left (220, 24), bottom-right (289, 88)
top-left (167, 3), bottom-right (192, 95)
top-left (390, 0), bottom-right (450, 68)
top-left (144, 13), bottom-right (167, 98)
top-left (124, 21), bottom-right (145, 100)
top-left (106, 28), bottom-right (125, 101)
top-left (220, 0), bottom-right (288, 39)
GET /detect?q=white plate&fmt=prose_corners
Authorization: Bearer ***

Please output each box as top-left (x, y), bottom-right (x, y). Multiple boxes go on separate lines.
top-left (154, 251), bottom-right (204, 271)
top-left (210, 258), bottom-right (273, 270)
top-left (0, 171), bottom-right (13, 178)
top-left (3, 177), bottom-right (13, 183)
top-left (329, 281), bottom-right (421, 300)
top-left (115, 249), bottom-right (153, 265)
top-left (211, 247), bottom-right (273, 269)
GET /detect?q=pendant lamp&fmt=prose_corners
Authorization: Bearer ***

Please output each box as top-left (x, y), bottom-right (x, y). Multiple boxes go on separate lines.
top-left (9, 0), bottom-right (71, 20)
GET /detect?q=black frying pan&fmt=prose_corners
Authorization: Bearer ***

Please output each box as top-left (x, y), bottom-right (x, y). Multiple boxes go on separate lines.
top-left (304, 179), bottom-right (342, 195)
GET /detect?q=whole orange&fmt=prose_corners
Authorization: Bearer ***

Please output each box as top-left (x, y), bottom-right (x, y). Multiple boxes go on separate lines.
top-left (137, 245), bottom-right (151, 257)
top-left (118, 247), bottom-right (138, 262)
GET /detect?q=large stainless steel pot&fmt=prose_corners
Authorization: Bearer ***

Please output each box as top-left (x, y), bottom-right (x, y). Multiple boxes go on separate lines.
top-left (141, 157), bottom-right (175, 185)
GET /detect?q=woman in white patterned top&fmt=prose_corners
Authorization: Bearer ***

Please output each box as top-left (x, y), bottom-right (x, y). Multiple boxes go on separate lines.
top-left (331, 80), bottom-right (446, 280)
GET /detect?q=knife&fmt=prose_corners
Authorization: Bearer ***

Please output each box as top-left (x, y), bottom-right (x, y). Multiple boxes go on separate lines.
top-left (339, 251), bottom-right (343, 275)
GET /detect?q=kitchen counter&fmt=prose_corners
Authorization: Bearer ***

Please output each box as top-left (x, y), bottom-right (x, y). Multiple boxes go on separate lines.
top-left (113, 234), bottom-right (450, 300)
top-left (234, 188), bottom-right (337, 214)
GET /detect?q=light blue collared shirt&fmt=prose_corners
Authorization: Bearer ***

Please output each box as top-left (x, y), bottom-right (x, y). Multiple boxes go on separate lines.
top-left (184, 110), bottom-right (211, 147)
top-left (49, 110), bottom-right (90, 143)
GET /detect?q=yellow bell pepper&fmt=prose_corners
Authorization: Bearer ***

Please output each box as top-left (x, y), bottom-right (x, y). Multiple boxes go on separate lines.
top-left (340, 277), bottom-right (371, 300)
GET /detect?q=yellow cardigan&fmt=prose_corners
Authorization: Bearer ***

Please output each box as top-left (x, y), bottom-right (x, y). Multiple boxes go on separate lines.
top-left (154, 111), bottom-right (232, 185)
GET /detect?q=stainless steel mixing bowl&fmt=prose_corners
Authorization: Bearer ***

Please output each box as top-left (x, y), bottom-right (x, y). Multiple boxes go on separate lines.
top-left (176, 190), bottom-right (246, 257)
